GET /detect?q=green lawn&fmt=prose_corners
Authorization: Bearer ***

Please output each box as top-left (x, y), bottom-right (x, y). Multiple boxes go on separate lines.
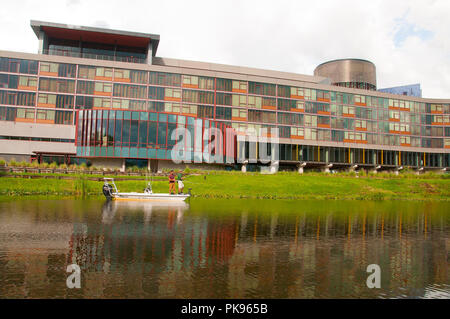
top-left (0, 172), bottom-right (448, 201)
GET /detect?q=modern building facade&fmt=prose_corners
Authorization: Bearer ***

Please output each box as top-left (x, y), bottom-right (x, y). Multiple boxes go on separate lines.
top-left (0, 21), bottom-right (449, 171)
top-left (379, 84), bottom-right (422, 98)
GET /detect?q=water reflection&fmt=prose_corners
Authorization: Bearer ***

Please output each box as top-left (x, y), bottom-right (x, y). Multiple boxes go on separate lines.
top-left (0, 198), bottom-right (448, 298)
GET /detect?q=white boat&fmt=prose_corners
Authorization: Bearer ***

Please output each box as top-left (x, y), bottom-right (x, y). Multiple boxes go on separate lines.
top-left (102, 178), bottom-right (190, 202)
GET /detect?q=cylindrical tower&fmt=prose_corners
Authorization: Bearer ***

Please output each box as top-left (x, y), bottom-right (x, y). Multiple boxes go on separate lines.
top-left (314, 59), bottom-right (377, 91)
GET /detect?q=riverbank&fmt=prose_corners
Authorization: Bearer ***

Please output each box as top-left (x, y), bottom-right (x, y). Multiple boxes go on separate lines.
top-left (0, 171), bottom-right (449, 200)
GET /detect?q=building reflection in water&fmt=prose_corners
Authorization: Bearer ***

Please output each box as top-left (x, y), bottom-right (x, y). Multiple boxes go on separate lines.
top-left (0, 199), bottom-right (448, 298)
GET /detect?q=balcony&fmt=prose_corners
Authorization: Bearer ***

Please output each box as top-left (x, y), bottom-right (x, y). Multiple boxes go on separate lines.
top-left (39, 49), bottom-right (147, 64)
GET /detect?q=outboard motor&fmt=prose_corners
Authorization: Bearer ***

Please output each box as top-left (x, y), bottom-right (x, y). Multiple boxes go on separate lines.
top-left (102, 182), bottom-right (113, 200)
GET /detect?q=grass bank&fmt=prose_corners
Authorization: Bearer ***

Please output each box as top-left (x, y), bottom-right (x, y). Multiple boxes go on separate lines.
top-left (0, 171), bottom-right (449, 201)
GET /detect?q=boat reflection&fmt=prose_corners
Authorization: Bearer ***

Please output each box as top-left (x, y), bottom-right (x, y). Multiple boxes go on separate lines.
top-left (102, 200), bottom-right (189, 225)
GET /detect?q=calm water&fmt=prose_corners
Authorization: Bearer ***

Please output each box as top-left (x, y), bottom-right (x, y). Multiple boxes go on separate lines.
top-left (0, 198), bottom-right (448, 299)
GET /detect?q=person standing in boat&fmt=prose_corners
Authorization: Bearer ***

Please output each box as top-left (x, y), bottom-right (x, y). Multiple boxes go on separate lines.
top-left (177, 171), bottom-right (184, 194)
top-left (168, 170), bottom-right (176, 195)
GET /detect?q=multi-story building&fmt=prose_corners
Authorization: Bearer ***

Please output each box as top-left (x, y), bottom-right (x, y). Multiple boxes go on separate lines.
top-left (0, 21), bottom-right (449, 172)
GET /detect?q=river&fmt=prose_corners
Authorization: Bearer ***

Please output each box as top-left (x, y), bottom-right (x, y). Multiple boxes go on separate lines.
top-left (0, 198), bottom-right (448, 298)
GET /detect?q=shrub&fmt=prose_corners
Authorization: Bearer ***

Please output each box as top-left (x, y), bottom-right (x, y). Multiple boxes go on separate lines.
top-left (0, 158), bottom-right (6, 166)
top-left (18, 161), bottom-right (30, 167)
top-left (79, 163), bottom-right (88, 171)
top-left (59, 163), bottom-right (68, 170)
top-left (30, 160), bottom-right (40, 168)
top-left (9, 158), bottom-right (18, 167)
top-left (39, 162), bottom-right (49, 169)
top-left (184, 166), bottom-right (191, 174)
top-left (48, 162), bottom-right (58, 169)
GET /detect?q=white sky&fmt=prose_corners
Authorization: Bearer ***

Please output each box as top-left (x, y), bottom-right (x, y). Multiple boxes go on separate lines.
top-left (1, 0), bottom-right (449, 98)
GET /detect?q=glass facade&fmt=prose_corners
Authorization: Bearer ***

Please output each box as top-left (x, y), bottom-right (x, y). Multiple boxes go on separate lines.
top-left (76, 109), bottom-right (235, 163)
top-left (0, 54), bottom-right (449, 168)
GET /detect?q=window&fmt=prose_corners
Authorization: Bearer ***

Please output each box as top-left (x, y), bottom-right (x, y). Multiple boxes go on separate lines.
top-left (215, 106), bottom-right (232, 120)
top-left (39, 62), bottom-right (59, 75)
top-left (95, 67), bottom-right (113, 80)
top-left (304, 128), bottom-right (317, 140)
top-left (76, 96), bottom-right (94, 109)
top-left (248, 82), bottom-right (276, 96)
top-left (316, 90), bottom-right (330, 101)
top-left (232, 108), bottom-right (247, 120)
top-left (113, 69), bottom-right (147, 84)
top-left (112, 99), bottom-right (130, 110)
top-left (148, 86), bottom-right (165, 100)
top-left (232, 80), bottom-right (247, 92)
top-left (232, 94), bottom-right (247, 107)
top-left (216, 78), bottom-right (232, 92)
top-left (182, 90), bottom-right (214, 104)
top-left (37, 93), bottom-right (57, 107)
top-left (16, 108), bottom-right (35, 121)
top-left (262, 97), bottom-right (276, 109)
top-left (16, 92), bottom-right (36, 106)
top-left (0, 106), bottom-right (17, 121)
top-left (277, 85), bottom-right (291, 98)
top-left (55, 110), bottom-right (73, 124)
top-left (78, 66), bottom-right (96, 79)
top-left (198, 77), bottom-right (214, 90)
top-left (19, 60), bottom-right (38, 74)
top-left (93, 97), bottom-right (111, 109)
top-left (0, 90), bottom-right (36, 106)
top-left (114, 69), bottom-right (131, 82)
top-left (149, 72), bottom-right (181, 87)
top-left (94, 82), bottom-right (113, 95)
top-left (291, 127), bottom-right (304, 138)
top-left (198, 105), bottom-right (214, 119)
top-left (248, 96), bottom-right (262, 109)
top-left (389, 110), bottom-right (400, 120)
top-left (56, 95), bottom-right (74, 109)
top-left (248, 110), bottom-right (276, 123)
top-left (77, 80), bottom-right (95, 95)
top-left (355, 120), bottom-right (367, 130)
top-left (113, 84), bottom-right (146, 99)
top-left (18, 76), bottom-right (37, 90)
top-left (36, 109), bottom-right (55, 122)
top-left (291, 87), bottom-right (304, 98)
top-left (303, 88), bottom-right (316, 101)
top-left (164, 102), bottom-right (181, 114)
top-left (57, 64), bottom-right (76, 78)
top-left (165, 88), bottom-right (182, 100)
top-left (430, 104), bottom-right (443, 113)
top-left (400, 136), bottom-right (410, 145)
top-left (0, 74), bottom-right (18, 89)
top-left (354, 95), bottom-right (366, 105)
top-left (39, 78), bottom-right (75, 93)
top-left (182, 75), bottom-right (199, 87)
top-left (182, 104), bottom-right (197, 115)
top-left (304, 115), bottom-right (317, 127)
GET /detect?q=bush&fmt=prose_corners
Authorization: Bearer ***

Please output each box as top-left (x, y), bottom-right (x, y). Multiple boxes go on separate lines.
top-left (9, 158), bottom-right (18, 167)
top-left (79, 163), bottom-right (88, 171)
top-left (184, 166), bottom-right (191, 174)
top-left (39, 162), bottom-right (49, 169)
top-left (0, 158), bottom-right (6, 166)
top-left (48, 162), bottom-right (58, 169)
top-left (30, 160), bottom-right (40, 168)
top-left (59, 163), bottom-right (68, 170)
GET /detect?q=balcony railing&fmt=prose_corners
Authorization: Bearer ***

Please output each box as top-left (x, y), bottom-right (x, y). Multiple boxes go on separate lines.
top-left (39, 49), bottom-right (147, 64)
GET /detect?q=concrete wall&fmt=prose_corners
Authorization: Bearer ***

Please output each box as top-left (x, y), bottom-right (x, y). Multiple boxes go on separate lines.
top-left (0, 122), bottom-right (76, 156)
top-left (0, 153), bottom-right (30, 162)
